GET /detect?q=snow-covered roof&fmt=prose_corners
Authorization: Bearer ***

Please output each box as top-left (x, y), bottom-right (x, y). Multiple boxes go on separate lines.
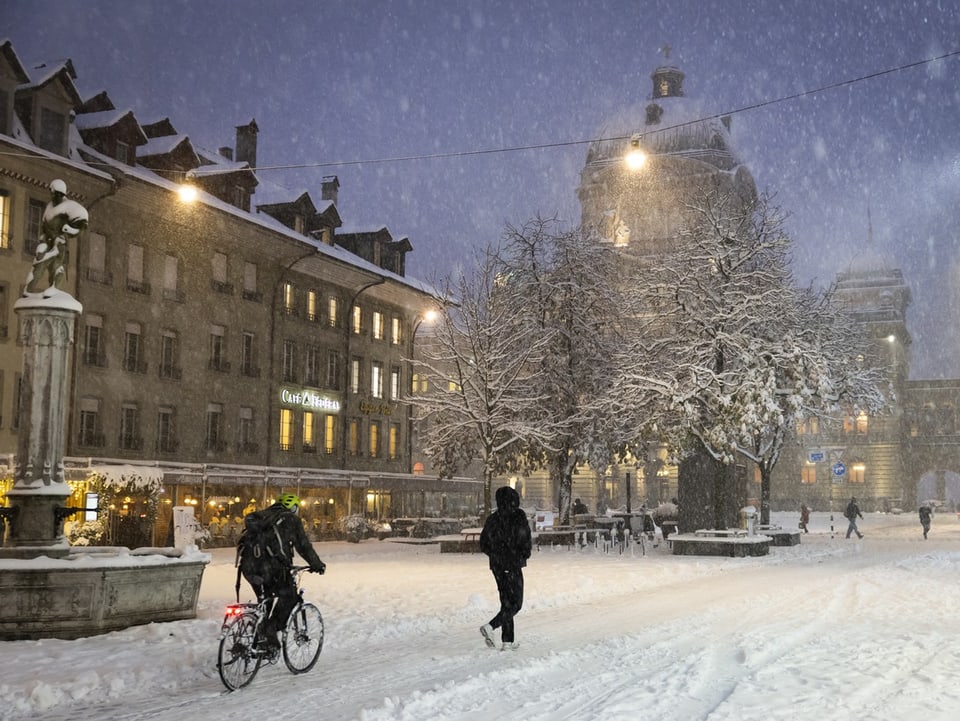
top-left (74, 108), bottom-right (137, 131)
top-left (139, 133), bottom-right (192, 157)
top-left (76, 142), bottom-right (436, 297)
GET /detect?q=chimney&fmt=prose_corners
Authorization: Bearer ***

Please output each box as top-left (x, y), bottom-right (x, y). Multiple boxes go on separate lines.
top-left (218, 146), bottom-right (233, 161)
top-left (321, 175), bottom-right (340, 205)
top-left (235, 119), bottom-right (259, 169)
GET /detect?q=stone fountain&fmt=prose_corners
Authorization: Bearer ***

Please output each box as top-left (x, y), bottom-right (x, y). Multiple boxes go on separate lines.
top-left (0, 180), bottom-right (208, 641)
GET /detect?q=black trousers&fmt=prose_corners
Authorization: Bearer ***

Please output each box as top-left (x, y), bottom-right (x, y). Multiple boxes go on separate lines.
top-left (487, 565), bottom-right (524, 643)
top-left (258, 578), bottom-right (297, 642)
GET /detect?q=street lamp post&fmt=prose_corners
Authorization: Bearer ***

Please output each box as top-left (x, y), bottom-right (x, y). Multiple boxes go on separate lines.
top-left (406, 309), bottom-right (437, 474)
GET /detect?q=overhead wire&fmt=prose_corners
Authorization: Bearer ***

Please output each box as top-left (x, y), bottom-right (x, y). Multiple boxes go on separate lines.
top-left (2, 49), bottom-right (958, 175)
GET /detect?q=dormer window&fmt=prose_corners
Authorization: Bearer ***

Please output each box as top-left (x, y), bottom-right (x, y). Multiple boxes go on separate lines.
top-left (39, 107), bottom-right (67, 154)
top-left (659, 79), bottom-right (669, 97)
top-left (0, 89), bottom-right (9, 135)
top-left (116, 140), bottom-right (129, 164)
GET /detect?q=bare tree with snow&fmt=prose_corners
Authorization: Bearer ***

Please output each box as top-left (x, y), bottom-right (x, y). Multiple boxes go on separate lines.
top-left (616, 189), bottom-right (891, 530)
top-left (407, 246), bottom-right (558, 518)
top-left (498, 217), bottom-right (628, 525)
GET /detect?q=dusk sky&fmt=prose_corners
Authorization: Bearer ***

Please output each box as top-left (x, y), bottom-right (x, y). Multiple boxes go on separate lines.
top-left (6, 0), bottom-right (960, 378)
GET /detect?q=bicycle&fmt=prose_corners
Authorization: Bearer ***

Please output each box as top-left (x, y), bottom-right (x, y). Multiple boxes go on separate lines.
top-left (217, 566), bottom-right (325, 691)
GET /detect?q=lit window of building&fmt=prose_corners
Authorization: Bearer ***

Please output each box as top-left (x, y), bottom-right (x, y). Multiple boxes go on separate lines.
top-left (303, 411), bottom-right (316, 451)
top-left (278, 408), bottom-right (293, 451)
top-left (371, 361), bottom-right (384, 399)
top-left (324, 414), bottom-right (337, 455)
top-left (327, 296), bottom-right (339, 328)
top-left (389, 424), bottom-right (399, 459)
top-left (282, 282), bottom-right (295, 315)
top-left (369, 421), bottom-right (380, 458)
top-left (351, 305), bottom-right (362, 334)
top-left (348, 419), bottom-right (360, 456)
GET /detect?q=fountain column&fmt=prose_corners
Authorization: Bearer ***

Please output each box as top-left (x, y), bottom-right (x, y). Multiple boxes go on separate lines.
top-left (1, 293), bottom-right (82, 558)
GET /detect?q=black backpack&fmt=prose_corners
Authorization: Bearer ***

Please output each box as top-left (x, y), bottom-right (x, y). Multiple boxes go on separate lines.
top-left (235, 508), bottom-right (290, 599)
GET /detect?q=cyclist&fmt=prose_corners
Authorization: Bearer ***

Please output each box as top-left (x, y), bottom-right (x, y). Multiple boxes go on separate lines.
top-left (239, 493), bottom-right (326, 653)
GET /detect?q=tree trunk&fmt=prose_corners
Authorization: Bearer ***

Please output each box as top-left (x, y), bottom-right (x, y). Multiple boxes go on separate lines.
top-left (759, 464), bottom-right (772, 526)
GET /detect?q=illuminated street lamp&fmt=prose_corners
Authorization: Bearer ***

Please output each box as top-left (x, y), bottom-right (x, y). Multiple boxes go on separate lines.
top-left (624, 133), bottom-right (647, 171)
top-left (177, 183), bottom-right (198, 203)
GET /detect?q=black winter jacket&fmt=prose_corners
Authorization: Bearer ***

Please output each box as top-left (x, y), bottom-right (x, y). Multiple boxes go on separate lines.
top-left (250, 503), bottom-right (325, 572)
top-left (480, 487), bottom-right (532, 570)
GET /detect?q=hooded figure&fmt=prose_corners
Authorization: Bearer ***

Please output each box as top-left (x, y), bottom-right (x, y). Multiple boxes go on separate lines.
top-left (479, 486), bottom-right (532, 651)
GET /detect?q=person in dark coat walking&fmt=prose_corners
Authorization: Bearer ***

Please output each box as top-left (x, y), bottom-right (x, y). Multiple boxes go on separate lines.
top-left (919, 503), bottom-right (933, 539)
top-left (479, 486), bottom-right (532, 651)
top-left (799, 503), bottom-right (811, 533)
top-left (844, 496), bottom-right (864, 539)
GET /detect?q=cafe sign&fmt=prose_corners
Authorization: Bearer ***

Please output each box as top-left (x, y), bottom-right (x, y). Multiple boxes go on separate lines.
top-left (279, 386), bottom-right (341, 412)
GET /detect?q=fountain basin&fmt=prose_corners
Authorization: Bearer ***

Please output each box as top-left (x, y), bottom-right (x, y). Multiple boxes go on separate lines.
top-left (0, 546), bottom-right (209, 640)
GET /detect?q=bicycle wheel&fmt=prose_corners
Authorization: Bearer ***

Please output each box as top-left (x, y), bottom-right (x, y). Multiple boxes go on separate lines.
top-left (218, 612), bottom-right (263, 691)
top-left (282, 602), bottom-right (324, 674)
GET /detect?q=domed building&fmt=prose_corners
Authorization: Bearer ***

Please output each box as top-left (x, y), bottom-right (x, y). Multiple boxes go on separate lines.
top-left (577, 55), bottom-right (757, 258)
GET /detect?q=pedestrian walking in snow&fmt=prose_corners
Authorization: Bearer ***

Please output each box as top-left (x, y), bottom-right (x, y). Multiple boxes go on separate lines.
top-left (799, 503), bottom-right (811, 533)
top-left (919, 504), bottom-right (932, 539)
top-left (844, 496), bottom-right (864, 539)
top-left (479, 486), bottom-right (532, 651)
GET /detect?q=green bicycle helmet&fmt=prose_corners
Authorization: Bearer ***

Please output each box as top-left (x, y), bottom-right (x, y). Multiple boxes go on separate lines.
top-left (277, 493), bottom-right (301, 511)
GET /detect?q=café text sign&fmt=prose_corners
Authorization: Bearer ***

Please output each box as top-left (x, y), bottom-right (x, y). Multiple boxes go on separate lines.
top-left (279, 387), bottom-right (341, 412)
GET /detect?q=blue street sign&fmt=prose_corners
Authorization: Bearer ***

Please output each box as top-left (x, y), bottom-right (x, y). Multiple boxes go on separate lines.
top-left (809, 451), bottom-right (825, 463)
top-left (832, 462), bottom-right (846, 477)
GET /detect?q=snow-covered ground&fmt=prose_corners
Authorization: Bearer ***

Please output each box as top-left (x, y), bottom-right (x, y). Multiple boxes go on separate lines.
top-left (3, 510), bottom-right (960, 721)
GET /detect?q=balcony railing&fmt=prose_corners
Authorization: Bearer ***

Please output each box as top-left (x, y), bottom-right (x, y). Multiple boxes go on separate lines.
top-left (118, 435), bottom-right (144, 451)
top-left (82, 349), bottom-right (108, 367)
top-left (85, 267), bottom-right (113, 285)
top-left (241, 289), bottom-right (263, 302)
top-left (157, 438), bottom-right (180, 453)
top-left (211, 280), bottom-right (234, 295)
top-left (122, 357), bottom-right (148, 374)
top-left (158, 364), bottom-right (182, 380)
top-left (77, 431), bottom-right (106, 448)
top-left (208, 358), bottom-right (231, 373)
top-left (162, 287), bottom-right (186, 303)
top-left (126, 279), bottom-right (151, 295)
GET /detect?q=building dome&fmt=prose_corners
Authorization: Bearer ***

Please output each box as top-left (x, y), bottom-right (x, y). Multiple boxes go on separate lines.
top-left (578, 58), bottom-right (756, 256)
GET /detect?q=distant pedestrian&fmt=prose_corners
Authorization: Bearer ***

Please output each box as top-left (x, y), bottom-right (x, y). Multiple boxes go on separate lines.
top-left (479, 486), bottom-right (532, 651)
top-left (844, 496), bottom-right (864, 539)
top-left (799, 503), bottom-right (811, 533)
top-left (572, 498), bottom-right (589, 516)
top-left (919, 504), bottom-right (932, 539)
